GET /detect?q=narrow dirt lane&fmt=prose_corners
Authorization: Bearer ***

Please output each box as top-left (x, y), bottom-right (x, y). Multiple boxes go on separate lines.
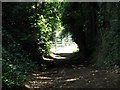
top-left (24, 48), bottom-right (120, 89)
top-left (24, 44), bottom-right (120, 89)
top-left (24, 66), bottom-right (120, 89)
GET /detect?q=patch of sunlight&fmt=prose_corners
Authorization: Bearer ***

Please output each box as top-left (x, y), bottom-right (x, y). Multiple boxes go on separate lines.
top-left (41, 72), bottom-right (49, 74)
top-left (50, 32), bottom-right (79, 53)
top-left (34, 86), bottom-right (40, 89)
top-left (40, 82), bottom-right (48, 84)
top-left (32, 74), bottom-right (40, 76)
top-left (35, 76), bottom-right (51, 79)
top-left (50, 42), bottom-right (79, 53)
top-left (25, 85), bottom-right (31, 89)
top-left (29, 81), bottom-right (52, 85)
top-left (32, 72), bottom-right (50, 76)
top-left (65, 78), bottom-right (79, 82)
top-left (29, 81), bottom-right (38, 84)
top-left (49, 53), bottom-right (68, 59)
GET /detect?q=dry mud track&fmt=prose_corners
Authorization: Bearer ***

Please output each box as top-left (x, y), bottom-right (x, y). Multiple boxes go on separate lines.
top-left (24, 66), bottom-right (120, 89)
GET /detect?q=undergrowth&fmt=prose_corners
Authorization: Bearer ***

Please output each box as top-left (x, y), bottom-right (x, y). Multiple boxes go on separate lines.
top-left (2, 30), bottom-right (39, 89)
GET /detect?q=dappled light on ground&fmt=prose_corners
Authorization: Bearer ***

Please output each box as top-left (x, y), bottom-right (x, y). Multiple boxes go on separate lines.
top-left (65, 78), bottom-right (79, 82)
top-left (24, 67), bottom-right (120, 89)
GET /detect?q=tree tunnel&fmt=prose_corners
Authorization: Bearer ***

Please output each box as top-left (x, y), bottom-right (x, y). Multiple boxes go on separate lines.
top-left (37, 2), bottom-right (100, 66)
top-left (3, 2), bottom-right (120, 89)
top-left (61, 2), bottom-right (98, 61)
top-left (2, 2), bottom-right (101, 69)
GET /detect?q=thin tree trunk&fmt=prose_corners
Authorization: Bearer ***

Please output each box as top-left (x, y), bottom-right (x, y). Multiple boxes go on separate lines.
top-left (104, 2), bottom-right (111, 31)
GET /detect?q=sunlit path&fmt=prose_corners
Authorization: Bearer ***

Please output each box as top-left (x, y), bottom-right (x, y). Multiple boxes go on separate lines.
top-left (50, 32), bottom-right (79, 54)
top-left (50, 42), bottom-right (79, 54)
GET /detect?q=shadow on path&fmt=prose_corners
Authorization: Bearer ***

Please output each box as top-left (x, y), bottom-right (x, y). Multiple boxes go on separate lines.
top-left (24, 66), bottom-right (120, 89)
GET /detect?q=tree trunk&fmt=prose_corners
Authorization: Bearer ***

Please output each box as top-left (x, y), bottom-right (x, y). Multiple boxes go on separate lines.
top-left (104, 2), bottom-right (111, 31)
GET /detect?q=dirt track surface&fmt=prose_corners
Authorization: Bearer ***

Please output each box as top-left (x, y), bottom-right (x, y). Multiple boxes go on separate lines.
top-left (24, 66), bottom-right (120, 89)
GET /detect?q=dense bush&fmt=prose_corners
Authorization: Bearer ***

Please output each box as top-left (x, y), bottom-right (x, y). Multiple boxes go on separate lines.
top-left (2, 2), bottom-right (64, 89)
top-left (2, 30), bottom-right (38, 89)
top-left (62, 2), bottom-right (120, 68)
top-left (95, 3), bottom-right (120, 68)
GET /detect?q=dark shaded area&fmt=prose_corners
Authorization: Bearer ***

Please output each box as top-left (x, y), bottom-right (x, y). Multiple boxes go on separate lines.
top-left (62, 2), bottom-right (120, 67)
top-left (2, 2), bottom-right (44, 65)
top-left (62, 2), bottom-right (99, 59)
